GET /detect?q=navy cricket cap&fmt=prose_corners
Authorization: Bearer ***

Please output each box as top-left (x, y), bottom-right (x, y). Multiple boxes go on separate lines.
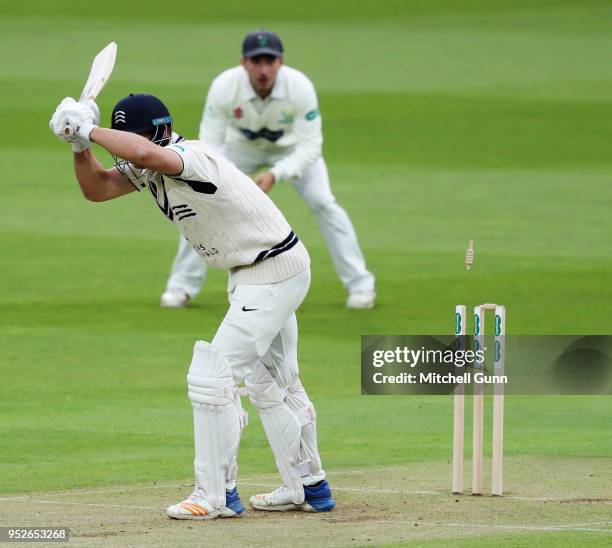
top-left (110, 93), bottom-right (173, 147)
top-left (242, 30), bottom-right (283, 58)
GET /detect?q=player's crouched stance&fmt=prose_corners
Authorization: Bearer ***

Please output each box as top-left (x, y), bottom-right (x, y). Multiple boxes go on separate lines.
top-left (49, 94), bottom-right (335, 519)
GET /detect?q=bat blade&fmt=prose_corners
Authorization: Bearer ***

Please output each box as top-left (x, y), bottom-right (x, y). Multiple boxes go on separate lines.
top-left (79, 41), bottom-right (117, 101)
top-left (63, 42), bottom-right (117, 137)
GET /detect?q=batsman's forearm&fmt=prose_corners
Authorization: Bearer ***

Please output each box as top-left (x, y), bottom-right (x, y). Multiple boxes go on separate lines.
top-left (90, 127), bottom-right (155, 164)
top-left (74, 148), bottom-right (106, 186)
top-left (72, 148), bottom-right (124, 202)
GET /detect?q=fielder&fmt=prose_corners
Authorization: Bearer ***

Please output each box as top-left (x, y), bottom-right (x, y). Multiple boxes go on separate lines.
top-left (49, 92), bottom-right (335, 518)
top-left (161, 30), bottom-right (376, 310)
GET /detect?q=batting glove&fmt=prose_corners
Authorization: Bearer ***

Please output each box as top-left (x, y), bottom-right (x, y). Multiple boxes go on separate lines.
top-left (82, 99), bottom-right (100, 126)
top-left (49, 97), bottom-right (98, 152)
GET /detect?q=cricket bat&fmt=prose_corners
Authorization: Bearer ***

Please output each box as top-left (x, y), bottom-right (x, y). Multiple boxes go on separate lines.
top-left (63, 42), bottom-right (117, 137)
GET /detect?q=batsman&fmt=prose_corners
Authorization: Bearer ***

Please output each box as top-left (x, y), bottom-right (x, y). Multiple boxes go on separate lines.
top-left (49, 92), bottom-right (335, 519)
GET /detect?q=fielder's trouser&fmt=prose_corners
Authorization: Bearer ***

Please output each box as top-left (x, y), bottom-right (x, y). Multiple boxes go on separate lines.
top-left (188, 270), bottom-right (325, 508)
top-left (164, 154), bottom-right (374, 297)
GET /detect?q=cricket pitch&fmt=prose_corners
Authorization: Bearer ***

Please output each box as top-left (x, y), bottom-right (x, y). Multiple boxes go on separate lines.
top-left (1, 456), bottom-right (610, 546)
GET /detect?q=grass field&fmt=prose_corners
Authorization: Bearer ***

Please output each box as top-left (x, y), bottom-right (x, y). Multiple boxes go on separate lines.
top-left (1, 0), bottom-right (611, 545)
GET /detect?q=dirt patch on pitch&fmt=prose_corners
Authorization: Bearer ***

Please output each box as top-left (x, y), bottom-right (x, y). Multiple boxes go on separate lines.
top-left (0, 456), bottom-right (610, 547)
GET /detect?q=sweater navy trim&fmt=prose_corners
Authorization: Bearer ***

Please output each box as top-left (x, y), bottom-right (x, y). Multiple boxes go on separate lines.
top-left (253, 231), bottom-right (299, 264)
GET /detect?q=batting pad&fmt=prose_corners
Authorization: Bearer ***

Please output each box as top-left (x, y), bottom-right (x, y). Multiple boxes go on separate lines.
top-left (246, 362), bottom-right (308, 504)
top-left (188, 341), bottom-right (243, 509)
top-left (285, 379), bottom-right (325, 483)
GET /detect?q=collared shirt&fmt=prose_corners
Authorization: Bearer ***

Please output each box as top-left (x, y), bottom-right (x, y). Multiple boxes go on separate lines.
top-left (199, 65), bottom-right (323, 181)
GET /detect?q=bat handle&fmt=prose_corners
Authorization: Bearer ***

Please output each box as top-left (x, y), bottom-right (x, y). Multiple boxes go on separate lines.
top-left (63, 124), bottom-right (79, 138)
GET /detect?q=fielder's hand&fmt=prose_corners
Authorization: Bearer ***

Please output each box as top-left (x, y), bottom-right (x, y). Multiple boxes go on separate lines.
top-left (254, 171), bottom-right (276, 193)
top-left (49, 97), bottom-right (99, 153)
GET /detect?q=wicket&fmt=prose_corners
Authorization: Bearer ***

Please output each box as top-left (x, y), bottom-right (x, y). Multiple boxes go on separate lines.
top-left (452, 303), bottom-right (506, 496)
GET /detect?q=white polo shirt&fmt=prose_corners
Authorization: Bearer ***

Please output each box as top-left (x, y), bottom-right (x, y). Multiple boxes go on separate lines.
top-left (199, 65), bottom-right (323, 181)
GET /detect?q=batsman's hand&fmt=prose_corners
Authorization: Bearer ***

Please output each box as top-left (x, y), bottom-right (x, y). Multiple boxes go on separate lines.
top-left (49, 97), bottom-right (99, 153)
top-left (82, 99), bottom-right (100, 125)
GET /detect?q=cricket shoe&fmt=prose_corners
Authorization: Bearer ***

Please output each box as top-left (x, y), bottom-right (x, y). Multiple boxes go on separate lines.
top-left (160, 288), bottom-right (190, 308)
top-left (166, 486), bottom-right (244, 520)
top-left (346, 292), bottom-right (376, 309)
top-left (249, 480), bottom-right (335, 512)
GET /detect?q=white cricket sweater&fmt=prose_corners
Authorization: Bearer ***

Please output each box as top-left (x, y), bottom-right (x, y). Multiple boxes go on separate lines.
top-left (131, 138), bottom-right (309, 290)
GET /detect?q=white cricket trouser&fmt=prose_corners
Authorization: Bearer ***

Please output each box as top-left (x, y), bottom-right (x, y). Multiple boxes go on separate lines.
top-left (214, 270), bottom-right (309, 381)
top-left (211, 269), bottom-right (325, 486)
top-left (165, 150), bottom-right (374, 297)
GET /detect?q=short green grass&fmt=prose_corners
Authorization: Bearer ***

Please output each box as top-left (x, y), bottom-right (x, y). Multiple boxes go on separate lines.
top-left (1, 1), bottom-right (611, 545)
